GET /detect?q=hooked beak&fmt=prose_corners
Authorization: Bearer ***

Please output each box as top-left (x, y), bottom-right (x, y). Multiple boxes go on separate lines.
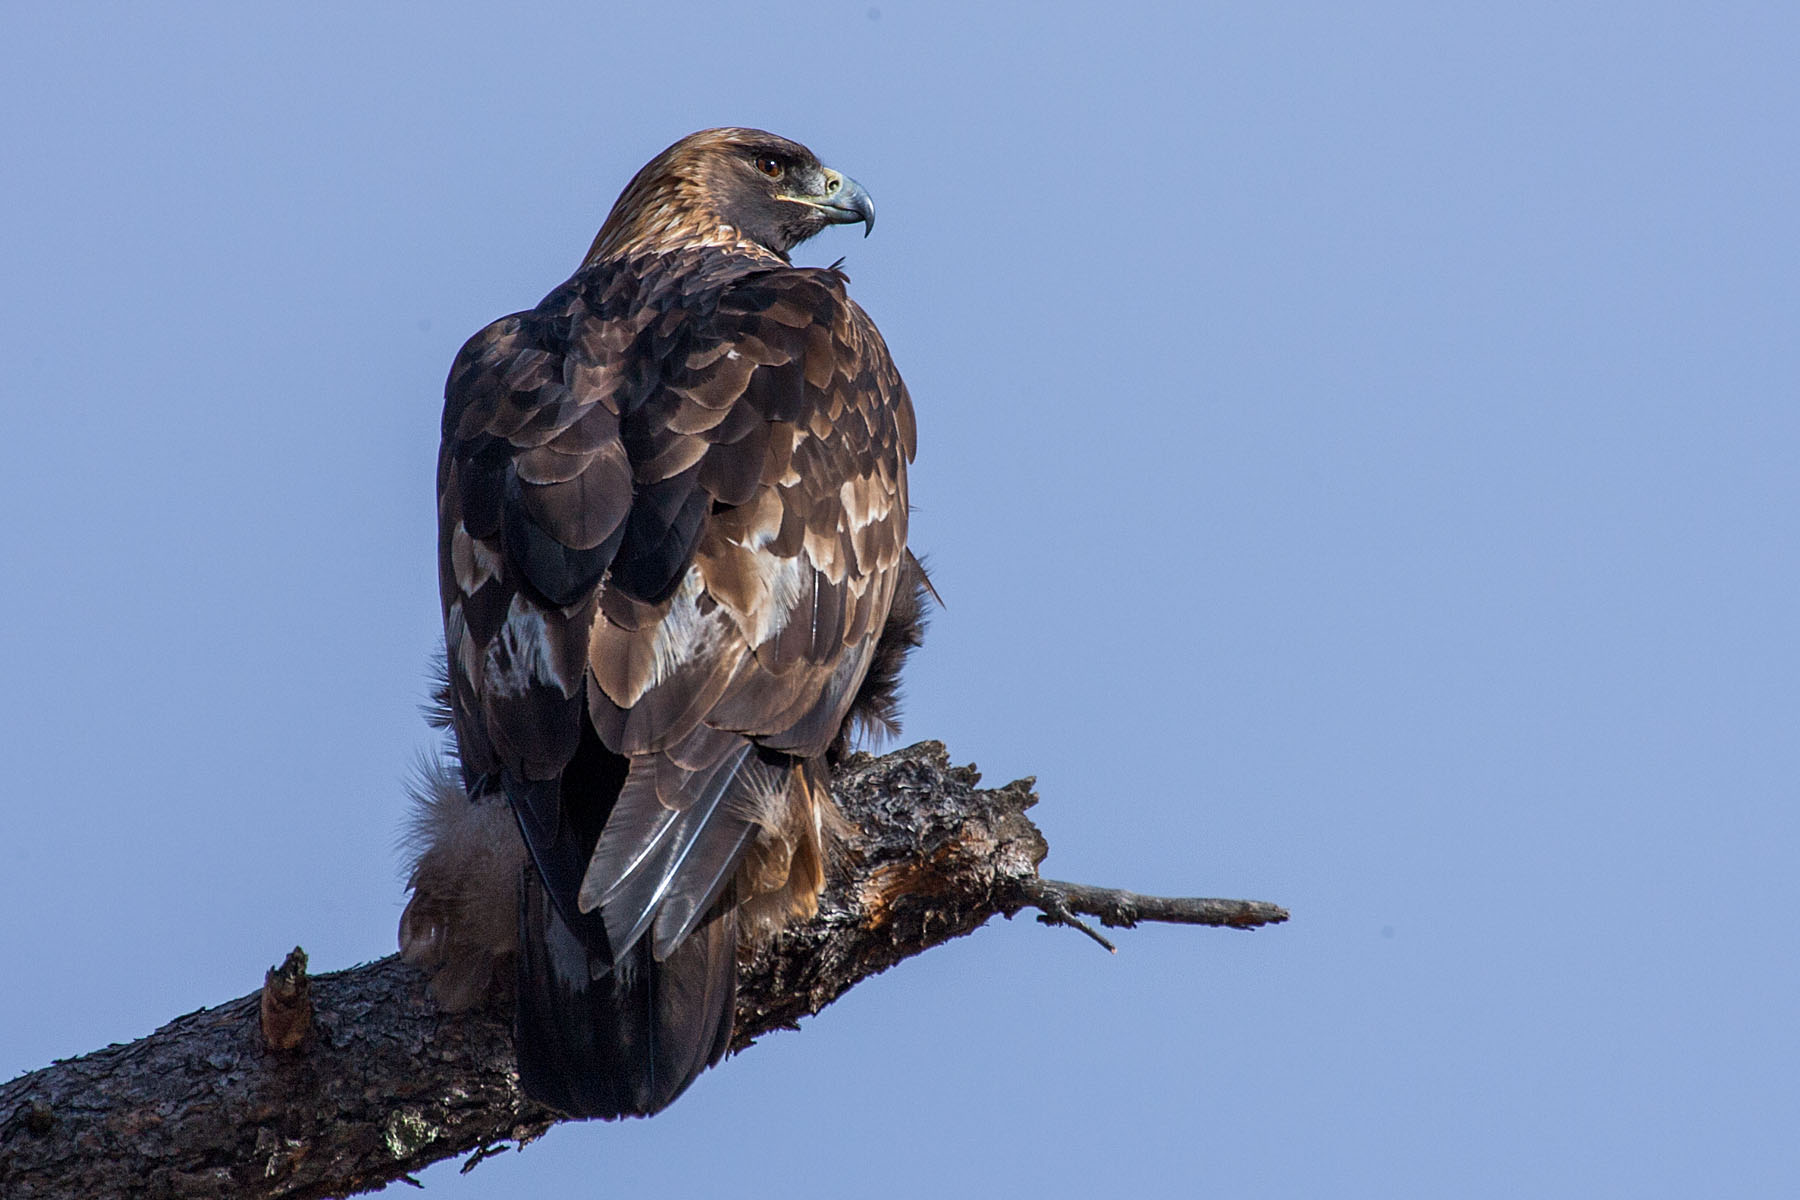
top-left (809, 168), bottom-right (876, 237)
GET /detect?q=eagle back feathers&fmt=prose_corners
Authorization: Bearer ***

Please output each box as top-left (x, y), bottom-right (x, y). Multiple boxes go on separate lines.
top-left (438, 246), bottom-right (913, 978)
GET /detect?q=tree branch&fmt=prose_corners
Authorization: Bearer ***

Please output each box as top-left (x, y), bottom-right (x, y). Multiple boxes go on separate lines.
top-left (0, 742), bottom-right (1286, 1199)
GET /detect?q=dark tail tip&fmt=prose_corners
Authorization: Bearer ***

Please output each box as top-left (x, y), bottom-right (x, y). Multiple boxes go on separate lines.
top-left (515, 870), bottom-right (737, 1119)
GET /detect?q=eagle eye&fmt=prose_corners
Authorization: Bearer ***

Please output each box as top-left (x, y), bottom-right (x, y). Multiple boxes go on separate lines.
top-left (755, 154), bottom-right (785, 180)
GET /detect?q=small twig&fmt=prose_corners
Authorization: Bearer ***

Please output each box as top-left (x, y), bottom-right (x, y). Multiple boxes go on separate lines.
top-left (1018, 877), bottom-right (1288, 935)
top-left (460, 1142), bottom-right (512, 1174)
top-left (1023, 884), bottom-right (1118, 952)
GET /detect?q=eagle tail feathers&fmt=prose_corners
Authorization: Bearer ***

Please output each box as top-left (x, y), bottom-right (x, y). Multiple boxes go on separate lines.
top-left (516, 867), bottom-right (736, 1119)
top-left (580, 740), bottom-right (772, 961)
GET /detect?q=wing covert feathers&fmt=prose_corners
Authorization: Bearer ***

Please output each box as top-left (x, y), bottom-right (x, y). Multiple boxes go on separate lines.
top-left (425, 233), bottom-right (921, 1118)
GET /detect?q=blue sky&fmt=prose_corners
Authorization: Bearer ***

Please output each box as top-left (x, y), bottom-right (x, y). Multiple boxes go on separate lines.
top-left (3, 4), bottom-right (1797, 1196)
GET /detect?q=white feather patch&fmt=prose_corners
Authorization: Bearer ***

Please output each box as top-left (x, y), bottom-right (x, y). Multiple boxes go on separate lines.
top-left (728, 552), bottom-right (808, 647)
top-left (485, 594), bottom-right (569, 698)
top-left (646, 568), bottom-right (728, 690)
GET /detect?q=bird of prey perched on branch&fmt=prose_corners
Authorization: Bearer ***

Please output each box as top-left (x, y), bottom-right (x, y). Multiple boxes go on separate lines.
top-left (400, 129), bottom-right (927, 1119)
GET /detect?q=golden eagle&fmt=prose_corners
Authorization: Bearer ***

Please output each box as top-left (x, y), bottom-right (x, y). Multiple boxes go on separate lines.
top-left (400, 129), bottom-right (925, 1118)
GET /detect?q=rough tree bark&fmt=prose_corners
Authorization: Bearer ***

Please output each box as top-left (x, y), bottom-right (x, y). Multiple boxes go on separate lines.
top-left (0, 742), bottom-right (1286, 1199)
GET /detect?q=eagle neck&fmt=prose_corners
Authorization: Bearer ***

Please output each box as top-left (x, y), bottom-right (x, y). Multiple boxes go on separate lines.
top-left (583, 176), bottom-right (788, 268)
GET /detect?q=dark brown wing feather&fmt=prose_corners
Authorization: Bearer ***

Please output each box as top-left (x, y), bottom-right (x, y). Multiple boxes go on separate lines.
top-left (439, 247), bottom-right (912, 1114)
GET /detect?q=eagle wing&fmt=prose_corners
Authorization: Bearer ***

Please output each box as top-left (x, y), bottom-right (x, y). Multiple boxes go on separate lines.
top-left (439, 254), bottom-right (913, 964)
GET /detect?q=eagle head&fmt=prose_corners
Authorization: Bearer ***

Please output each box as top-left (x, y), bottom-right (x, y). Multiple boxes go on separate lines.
top-left (585, 128), bottom-right (875, 264)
